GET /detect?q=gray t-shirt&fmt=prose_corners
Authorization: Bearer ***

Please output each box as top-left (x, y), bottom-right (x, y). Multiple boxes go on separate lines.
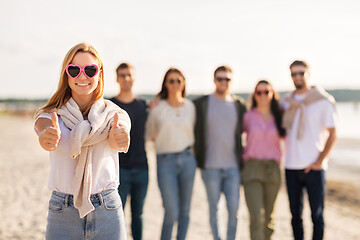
top-left (205, 94), bottom-right (238, 169)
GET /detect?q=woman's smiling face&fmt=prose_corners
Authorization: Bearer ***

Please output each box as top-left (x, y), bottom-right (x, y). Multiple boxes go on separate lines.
top-left (67, 52), bottom-right (100, 102)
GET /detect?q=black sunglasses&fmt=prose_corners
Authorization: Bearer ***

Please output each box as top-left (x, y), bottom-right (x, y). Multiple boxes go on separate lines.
top-left (256, 90), bottom-right (270, 96)
top-left (215, 77), bottom-right (231, 82)
top-left (168, 79), bottom-right (182, 84)
top-left (291, 71), bottom-right (305, 77)
top-left (118, 73), bottom-right (131, 78)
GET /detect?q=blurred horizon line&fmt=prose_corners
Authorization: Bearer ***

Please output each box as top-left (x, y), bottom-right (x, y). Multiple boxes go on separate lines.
top-left (1, 88), bottom-right (360, 103)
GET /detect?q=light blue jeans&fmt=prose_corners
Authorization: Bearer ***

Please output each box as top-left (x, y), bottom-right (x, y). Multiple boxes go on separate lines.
top-left (46, 189), bottom-right (127, 240)
top-left (156, 148), bottom-right (197, 240)
top-left (201, 168), bottom-right (241, 240)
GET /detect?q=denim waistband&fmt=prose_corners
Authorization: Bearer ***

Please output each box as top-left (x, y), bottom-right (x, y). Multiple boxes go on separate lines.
top-left (51, 189), bottom-right (115, 207)
top-left (157, 146), bottom-right (191, 156)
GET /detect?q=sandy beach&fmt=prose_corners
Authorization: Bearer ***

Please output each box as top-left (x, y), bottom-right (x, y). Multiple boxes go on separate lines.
top-left (0, 114), bottom-right (359, 240)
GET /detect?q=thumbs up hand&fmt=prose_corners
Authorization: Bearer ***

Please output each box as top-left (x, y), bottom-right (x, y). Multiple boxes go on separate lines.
top-left (109, 113), bottom-right (130, 152)
top-left (38, 112), bottom-right (62, 151)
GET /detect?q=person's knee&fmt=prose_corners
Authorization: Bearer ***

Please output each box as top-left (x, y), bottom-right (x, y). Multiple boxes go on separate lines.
top-left (227, 198), bottom-right (239, 216)
top-left (179, 205), bottom-right (190, 218)
top-left (288, 202), bottom-right (302, 216)
top-left (249, 212), bottom-right (262, 226)
top-left (131, 207), bottom-right (143, 219)
top-left (264, 211), bottom-right (275, 224)
top-left (291, 211), bottom-right (302, 221)
top-left (164, 207), bottom-right (179, 223)
top-left (289, 206), bottom-right (303, 223)
top-left (311, 212), bottom-right (324, 224)
top-left (208, 205), bottom-right (218, 217)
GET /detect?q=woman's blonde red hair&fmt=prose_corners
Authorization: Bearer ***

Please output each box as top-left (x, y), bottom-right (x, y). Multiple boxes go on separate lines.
top-left (35, 43), bottom-right (104, 117)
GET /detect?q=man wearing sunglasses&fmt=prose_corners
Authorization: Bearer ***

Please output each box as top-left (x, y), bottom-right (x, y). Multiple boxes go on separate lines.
top-left (282, 60), bottom-right (337, 240)
top-left (110, 63), bottom-right (148, 240)
top-left (193, 65), bottom-right (246, 240)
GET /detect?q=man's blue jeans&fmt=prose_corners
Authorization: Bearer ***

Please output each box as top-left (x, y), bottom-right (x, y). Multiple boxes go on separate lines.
top-left (156, 148), bottom-right (197, 240)
top-left (285, 169), bottom-right (326, 240)
top-left (201, 168), bottom-right (241, 240)
top-left (118, 168), bottom-right (149, 240)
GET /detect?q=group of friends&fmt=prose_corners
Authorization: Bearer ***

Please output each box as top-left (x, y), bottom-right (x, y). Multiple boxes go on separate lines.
top-left (35, 43), bottom-right (337, 240)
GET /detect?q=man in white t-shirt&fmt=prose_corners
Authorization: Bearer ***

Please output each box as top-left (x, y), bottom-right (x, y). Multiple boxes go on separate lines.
top-left (282, 60), bottom-right (337, 240)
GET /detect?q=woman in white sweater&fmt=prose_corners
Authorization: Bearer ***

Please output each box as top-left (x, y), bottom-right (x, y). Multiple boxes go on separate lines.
top-left (34, 43), bottom-right (130, 240)
top-left (146, 68), bottom-right (196, 240)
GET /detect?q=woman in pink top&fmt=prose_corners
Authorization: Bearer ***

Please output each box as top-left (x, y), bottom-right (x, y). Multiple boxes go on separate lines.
top-left (242, 80), bottom-right (286, 240)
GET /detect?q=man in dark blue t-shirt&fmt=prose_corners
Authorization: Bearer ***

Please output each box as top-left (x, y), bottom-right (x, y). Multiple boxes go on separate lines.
top-left (110, 63), bottom-right (148, 240)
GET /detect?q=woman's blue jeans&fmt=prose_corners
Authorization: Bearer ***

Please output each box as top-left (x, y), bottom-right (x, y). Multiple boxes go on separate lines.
top-left (156, 148), bottom-right (197, 240)
top-left (46, 189), bottom-right (127, 240)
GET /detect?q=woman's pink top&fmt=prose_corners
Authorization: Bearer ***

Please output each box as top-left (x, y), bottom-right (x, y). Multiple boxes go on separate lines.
top-left (242, 108), bottom-right (281, 164)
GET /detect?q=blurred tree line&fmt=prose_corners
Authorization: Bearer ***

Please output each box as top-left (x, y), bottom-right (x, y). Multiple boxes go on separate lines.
top-left (0, 89), bottom-right (359, 114)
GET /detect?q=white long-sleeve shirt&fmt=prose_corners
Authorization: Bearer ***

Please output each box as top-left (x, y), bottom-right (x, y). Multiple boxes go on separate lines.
top-left (145, 99), bottom-right (195, 154)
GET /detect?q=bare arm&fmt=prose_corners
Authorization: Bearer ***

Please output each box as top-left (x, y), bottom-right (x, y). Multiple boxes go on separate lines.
top-left (304, 127), bottom-right (337, 173)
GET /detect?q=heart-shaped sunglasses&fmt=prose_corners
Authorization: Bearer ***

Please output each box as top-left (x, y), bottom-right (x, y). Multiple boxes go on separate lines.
top-left (66, 64), bottom-right (99, 79)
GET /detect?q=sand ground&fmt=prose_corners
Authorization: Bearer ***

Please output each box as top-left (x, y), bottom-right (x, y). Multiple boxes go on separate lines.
top-left (0, 115), bottom-right (359, 239)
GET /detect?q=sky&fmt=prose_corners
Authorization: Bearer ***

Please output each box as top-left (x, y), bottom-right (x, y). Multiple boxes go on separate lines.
top-left (1, 0), bottom-right (360, 99)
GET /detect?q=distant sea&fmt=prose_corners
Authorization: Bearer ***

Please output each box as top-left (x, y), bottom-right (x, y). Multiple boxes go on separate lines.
top-left (329, 102), bottom-right (360, 173)
top-left (335, 102), bottom-right (360, 139)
